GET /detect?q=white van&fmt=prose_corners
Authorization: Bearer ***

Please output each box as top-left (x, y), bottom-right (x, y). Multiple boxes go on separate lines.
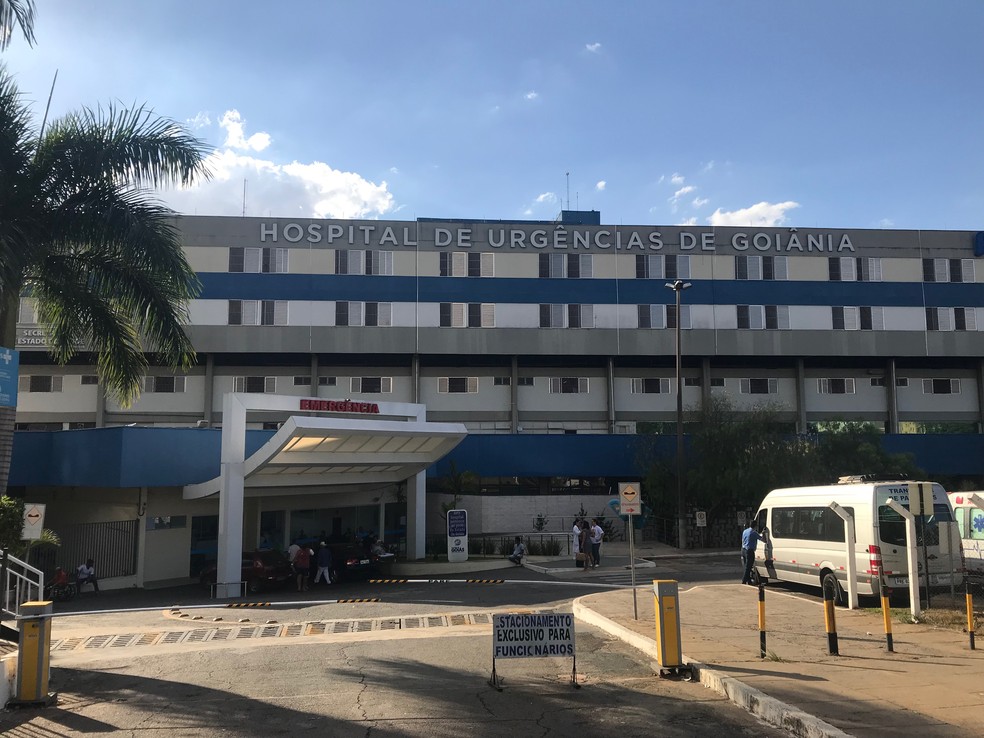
top-left (751, 479), bottom-right (962, 604)
top-left (947, 492), bottom-right (984, 575)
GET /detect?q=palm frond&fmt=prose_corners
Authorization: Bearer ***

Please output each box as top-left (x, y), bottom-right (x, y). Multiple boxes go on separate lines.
top-left (0, 0), bottom-right (36, 50)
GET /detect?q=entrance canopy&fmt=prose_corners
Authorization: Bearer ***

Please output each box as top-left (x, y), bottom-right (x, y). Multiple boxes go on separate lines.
top-left (184, 415), bottom-right (467, 499)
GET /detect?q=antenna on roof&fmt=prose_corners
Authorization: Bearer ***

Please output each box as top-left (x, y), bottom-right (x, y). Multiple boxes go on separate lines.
top-left (566, 172), bottom-right (570, 210)
top-left (242, 179), bottom-right (248, 217)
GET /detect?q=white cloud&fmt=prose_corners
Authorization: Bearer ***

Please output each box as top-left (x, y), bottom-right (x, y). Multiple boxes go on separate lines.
top-left (389, 166), bottom-right (400, 175)
top-left (692, 196), bottom-right (709, 208)
top-left (535, 192), bottom-right (557, 204)
top-left (878, 218), bottom-right (894, 228)
top-left (187, 112), bottom-right (211, 129)
top-left (523, 208), bottom-right (534, 216)
top-left (678, 217), bottom-right (698, 226)
top-left (220, 110), bottom-right (271, 152)
top-left (586, 42), bottom-right (602, 52)
top-left (701, 160), bottom-right (715, 173)
top-left (595, 180), bottom-right (606, 191)
top-left (668, 185), bottom-right (696, 209)
top-left (525, 91), bottom-right (539, 100)
top-left (162, 110), bottom-right (393, 219)
top-left (707, 201), bottom-right (800, 227)
top-left (670, 173), bottom-right (685, 185)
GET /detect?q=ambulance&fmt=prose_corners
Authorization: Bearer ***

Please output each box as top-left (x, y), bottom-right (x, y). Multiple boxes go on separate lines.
top-left (751, 478), bottom-right (962, 605)
top-left (947, 491), bottom-right (984, 575)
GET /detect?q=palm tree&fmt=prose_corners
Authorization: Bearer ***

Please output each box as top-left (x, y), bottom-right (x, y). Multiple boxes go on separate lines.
top-left (0, 0), bottom-right (35, 50)
top-left (0, 66), bottom-right (211, 494)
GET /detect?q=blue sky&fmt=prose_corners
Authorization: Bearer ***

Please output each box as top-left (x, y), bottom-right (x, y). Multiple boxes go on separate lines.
top-left (3, 1), bottom-right (983, 229)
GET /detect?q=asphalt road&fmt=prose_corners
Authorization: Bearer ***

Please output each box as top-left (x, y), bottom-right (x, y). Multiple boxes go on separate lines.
top-left (0, 555), bottom-right (792, 737)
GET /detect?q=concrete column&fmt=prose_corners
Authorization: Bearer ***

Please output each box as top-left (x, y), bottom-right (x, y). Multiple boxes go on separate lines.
top-left (378, 499), bottom-right (386, 541)
top-left (977, 359), bottom-right (984, 433)
top-left (701, 357), bottom-right (712, 410)
top-left (135, 487), bottom-right (148, 587)
top-left (606, 357), bottom-right (616, 434)
top-left (406, 470), bottom-right (427, 560)
top-left (887, 359), bottom-right (899, 433)
top-left (95, 384), bottom-right (106, 428)
top-left (202, 354), bottom-right (214, 426)
top-left (795, 358), bottom-right (807, 434)
top-left (216, 393), bottom-right (246, 598)
top-left (510, 356), bottom-right (519, 433)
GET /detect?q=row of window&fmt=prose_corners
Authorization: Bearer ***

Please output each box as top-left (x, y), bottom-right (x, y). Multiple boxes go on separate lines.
top-left (223, 248), bottom-right (978, 284)
top-left (15, 374), bottom-right (964, 396)
top-left (225, 300), bottom-right (981, 332)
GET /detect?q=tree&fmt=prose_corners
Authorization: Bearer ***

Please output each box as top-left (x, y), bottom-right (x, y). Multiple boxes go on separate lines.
top-left (0, 66), bottom-right (211, 494)
top-left (0, 0), bottom-right (35, 50)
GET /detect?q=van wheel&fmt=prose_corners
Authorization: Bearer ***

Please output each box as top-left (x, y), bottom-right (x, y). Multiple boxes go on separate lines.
top-left (822, 572), bottom-right (846, 607)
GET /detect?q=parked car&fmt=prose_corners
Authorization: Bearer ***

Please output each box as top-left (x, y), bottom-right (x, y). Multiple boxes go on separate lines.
top-left (199, 550), bottom-right (293, 594)
top-left (328, 543), bottom-right (384, 582)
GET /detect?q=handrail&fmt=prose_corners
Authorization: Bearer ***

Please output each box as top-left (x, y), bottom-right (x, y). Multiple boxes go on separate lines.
top-left (1, 550), bottom-right (45, 621)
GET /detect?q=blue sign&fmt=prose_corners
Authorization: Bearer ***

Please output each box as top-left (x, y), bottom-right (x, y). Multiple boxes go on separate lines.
top-left (447, 509), bottom-right (468, 537)
top-left (0, 347), bottom-right (19, 408)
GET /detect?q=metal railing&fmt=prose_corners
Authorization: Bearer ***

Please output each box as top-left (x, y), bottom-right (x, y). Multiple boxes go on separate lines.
top-left (1, 549), bottom-right (44, 620)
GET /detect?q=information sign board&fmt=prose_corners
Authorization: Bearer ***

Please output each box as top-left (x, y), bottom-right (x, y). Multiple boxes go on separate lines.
top-left (492, 613), bottom-right (575, 659)
top-left (619, 481), bottom-right (642, 516)
top-left (447, 509), bottom-right (468, 563)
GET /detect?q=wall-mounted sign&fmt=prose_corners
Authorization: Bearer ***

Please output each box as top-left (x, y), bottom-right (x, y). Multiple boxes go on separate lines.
top-left (299, 399), bottom-right (380, 414)
top-left (0, 347), bottom-right (19, 408)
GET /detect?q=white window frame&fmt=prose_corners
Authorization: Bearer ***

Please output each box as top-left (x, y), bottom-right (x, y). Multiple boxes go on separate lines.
top-left (817, 378), bottom-right (856, 395)
top-left (233, 376), bottom-right (277, 393)
top-left (739, 378), bottom-right (779, 395)
top-left (922, 378), bottom-right (961, 395)
top-left (438, 377), bottom-right (480, 394)
top-left (631, 378), bottom-right (671, 394)
top-left (548, 377), bottom-right (590, 394)
top-left (143, 376), bottom-right (187, 393)
top-left (18, 375), bottom-right (63, 393)
top-left (350, 376), bottom-right (393, 394)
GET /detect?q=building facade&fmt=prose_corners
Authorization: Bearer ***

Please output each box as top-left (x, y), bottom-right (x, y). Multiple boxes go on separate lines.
top-left (9, 213), bottom-right (984, 585)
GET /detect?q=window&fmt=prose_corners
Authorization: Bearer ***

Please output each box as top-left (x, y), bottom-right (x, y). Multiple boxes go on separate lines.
top-left (817, 378), bottom-right (855, 394)
top-left (664, 255), bottom-right (690, 279)
top-left (549, 377), bottom-right (589, 394)
top-left (922, 378), bottom-right (960, 395)
top-left (772, 506), bottom-right (855, 541)
top-left (234, 376), bottom-right (277, 393)
top-left (832, 306), bottom-right (884, 330)
top-left (147, 515), bottom-right (187, 531)
top-left (739, 378), bottom-right (778, 394)
top-left (539, 253), bottom-right (592, 278)
top-left (350, 377), bottom-right (392, 394)
top-left (17, 297), bottom-right (37, 323)
top-left (709, 377), bottom-right (725, 388)
top-left (440, 252), bottom-right (493, 277)
top-left (539, 304), bottom-right (593, 328)
top-left (517, 377), bottom-right (534, 387)
top-left (636, 254), bottom-right (662, 279)
top-left (144, 376), bottom-right (186, 393)
top-left (829, 257), bottom-right (881, 282)
top-left (364, 250), bottom-right (393, 275)
top-left (336, 301), bottom-right (392, 327)
top-left (80, 375), bottom-right (99, 385)
top-left (666, 304), bottom-right (692, 329)
top-left (229, 247), bottom-right (288, 273)
top-left (493, 376), bottom-right (511, 386)
top-left (631, 378), bottom-right (670, 394)
top-left (736, 255), bottom-right (787, 280)
top-left (18, 375), bottom-right (63, 393)
top-left (318, 376), bottom-right (337, 386)
top-left (638, 305), bottom-right (664, 329)
top-left (927, 307), bottom-right (977, 331)
top-left (684, 377), bottom-right (701, 387)
top-left (438, 377), bottom-right (479, 393)
top-left (737, 305), bottom-right (788, 330)
top-left (228, 300), bottom-right (287, 326)
top-left (293, 376), bottom-right (311, 386)
top-left (896, 377), bottom-right (909, 387)
top-left (924, 258), bottom-right (975, 283)
top-left (440, 303), bottom-right (495, 328)
top-left (870, 377), bottom-right (886, 387)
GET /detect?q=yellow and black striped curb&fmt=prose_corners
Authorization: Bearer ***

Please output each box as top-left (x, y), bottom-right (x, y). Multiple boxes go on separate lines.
top-left (467, 579), bottom-right (505, 584)
top-left (368, 579), bottom-right (409, 584)
top-left (225, 602), bottom-right (273, 608)
top-left (336, 598), bottom-right (381, 603)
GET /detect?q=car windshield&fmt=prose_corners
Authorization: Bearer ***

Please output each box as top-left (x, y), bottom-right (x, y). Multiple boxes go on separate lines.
top-left (256, 550), bottom-right (288, 565)
top-left (878, 503), bottom-right (953, 547)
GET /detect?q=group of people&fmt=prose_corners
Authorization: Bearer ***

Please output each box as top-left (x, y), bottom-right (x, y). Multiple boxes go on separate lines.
top-left (573, 518), bottom-right (604, 569)
top-left (287, 539), bottom-right (334, 592)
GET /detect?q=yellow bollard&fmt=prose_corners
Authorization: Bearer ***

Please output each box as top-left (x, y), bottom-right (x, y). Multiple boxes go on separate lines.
top-left (11, 601), bottom-right (56, 707)
top-left (758, 584), bottom-right (766, 659)
top-left (880, 581), bottom-right (894, 652)
top-left (653, 579), bottom-right (687, 677)
top-left (967, 580), bottom-right (976, 651)
top-left (823, 583), bottom-right (839, 656)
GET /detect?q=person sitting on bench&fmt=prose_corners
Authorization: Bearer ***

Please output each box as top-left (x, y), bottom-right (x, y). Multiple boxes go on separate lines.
top-left (77, 558), bottom-right (99, 594)
top-left (508, 536), bottom-right (527, 566)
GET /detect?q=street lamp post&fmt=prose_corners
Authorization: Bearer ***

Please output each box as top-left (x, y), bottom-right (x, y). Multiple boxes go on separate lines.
top-left (665, 279), bottom-right (691, 549)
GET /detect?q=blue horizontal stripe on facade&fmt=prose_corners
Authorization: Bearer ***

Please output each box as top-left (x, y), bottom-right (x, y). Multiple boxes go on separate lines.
top-left (198, 273), bottom-right (984, 308)
top-left (10, 428), bottom-right (984, 488)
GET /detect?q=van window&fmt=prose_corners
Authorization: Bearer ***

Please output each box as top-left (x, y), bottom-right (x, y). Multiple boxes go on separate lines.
top-left (878, 503), bottom-right (953, 547)
top-left (755, 509), bottom-right (768, 531)
top-left (772, 506), bottom-right (855, 542)
top-left (970, 508), bottom-right (984, 541)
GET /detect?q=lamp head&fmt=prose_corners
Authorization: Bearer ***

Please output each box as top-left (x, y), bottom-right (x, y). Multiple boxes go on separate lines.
top-left (664, 280), bottom-right (692, 291)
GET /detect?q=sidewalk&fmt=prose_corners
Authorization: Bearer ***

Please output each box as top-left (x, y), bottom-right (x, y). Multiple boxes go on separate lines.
top-left (574, 582), bottom-right (984, 738)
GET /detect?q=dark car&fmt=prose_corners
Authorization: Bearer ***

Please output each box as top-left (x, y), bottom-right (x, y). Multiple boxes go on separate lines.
top-left (199, 550), bottom-right (293, 594)
top-left (328, 543), bottom-right (385, 582)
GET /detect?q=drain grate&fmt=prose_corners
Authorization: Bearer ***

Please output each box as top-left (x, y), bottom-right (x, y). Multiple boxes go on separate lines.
top-left (50, 610), bottom-right (523, 653)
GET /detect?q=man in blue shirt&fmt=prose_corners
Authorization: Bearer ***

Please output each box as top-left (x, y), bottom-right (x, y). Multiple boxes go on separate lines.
top-left (740, 522), bottom-right (762, 585)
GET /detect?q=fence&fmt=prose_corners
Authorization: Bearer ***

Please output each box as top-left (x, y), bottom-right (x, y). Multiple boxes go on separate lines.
top-left (1, 550), bottom-right (44, 620)
top-left (28, 519), bottom-right (139, 581)
top-left (425, 532), bottom-right (573, 559)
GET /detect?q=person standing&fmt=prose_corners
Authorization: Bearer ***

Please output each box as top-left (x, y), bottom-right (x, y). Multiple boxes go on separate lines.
top-left (578, 521), bottom-right (593, 570)
top-left (313, 542), bottom-right (333, 585)
top-left (291, 542), bottom-right (312, 592)
top-left (590, 519), bottom-right (604, 568)
top-left (572, 519), bottom-right (582, 568)
top-left (740, 521), bottom-right (762, 585)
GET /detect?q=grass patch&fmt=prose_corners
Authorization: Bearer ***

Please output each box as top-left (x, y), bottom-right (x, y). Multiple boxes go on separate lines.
top-left (764, 650), bottom-right (787, 662)
top-left (863, 605), bottom-right (981, 630)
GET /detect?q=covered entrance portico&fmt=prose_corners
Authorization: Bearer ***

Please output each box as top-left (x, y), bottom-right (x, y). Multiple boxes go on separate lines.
top-left (184, 393), bottom-right (467, 597)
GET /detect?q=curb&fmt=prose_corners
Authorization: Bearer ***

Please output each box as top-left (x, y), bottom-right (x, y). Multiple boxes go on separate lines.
top-left (571, 597), bottom-right (853, 738)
